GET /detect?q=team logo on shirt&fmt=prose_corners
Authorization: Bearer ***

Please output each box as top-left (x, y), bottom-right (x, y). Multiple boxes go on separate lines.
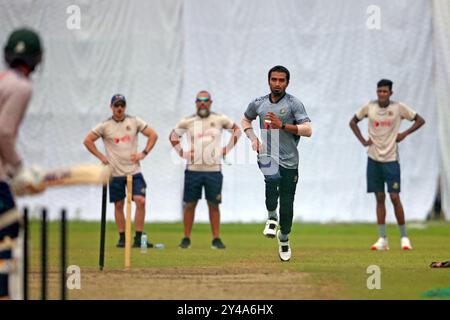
top-left (388, 111), bottom-right (393, 116)
top-left (210, 122), bottom-right (216, 127)
top-left (374, 120), bottom-right (392, 128)
top-left (280, 108), bottom-right (286, 116)
top-left (113, 135), bottom-right (131, 144)
top-left (126, 125), bottom-right (131, 131)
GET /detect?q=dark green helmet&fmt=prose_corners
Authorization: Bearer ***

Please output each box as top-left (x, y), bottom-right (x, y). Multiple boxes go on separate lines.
top-left (4, 28), bottom-right (42, 71)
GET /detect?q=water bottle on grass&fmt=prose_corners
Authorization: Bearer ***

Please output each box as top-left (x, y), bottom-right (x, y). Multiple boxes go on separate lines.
top-left (141, 233), bottom-right (148, 253)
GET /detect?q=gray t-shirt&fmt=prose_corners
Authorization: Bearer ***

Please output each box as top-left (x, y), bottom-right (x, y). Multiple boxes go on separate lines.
top-left (244, 93), bottom-right (310, 169)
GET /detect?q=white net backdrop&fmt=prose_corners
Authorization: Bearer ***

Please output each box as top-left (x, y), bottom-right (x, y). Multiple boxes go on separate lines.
top-left (433, 0), bottom-right (450, 218)
top-left (1, 0), bottom-right (186, 221)
top-left (182, 0), bottom-right (439, 223)
top-left (0, 0), bottom-right (442, 223)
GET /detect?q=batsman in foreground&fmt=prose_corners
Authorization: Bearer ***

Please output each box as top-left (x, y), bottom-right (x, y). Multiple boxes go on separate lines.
top-left (349, 79), bottom-right (425, 251)
top-left (84, 94), bottom-right (158, 248)
top-left (241, 66), bottom-right (312, 262)
top-left (0, 28), bottom-right (43, 299)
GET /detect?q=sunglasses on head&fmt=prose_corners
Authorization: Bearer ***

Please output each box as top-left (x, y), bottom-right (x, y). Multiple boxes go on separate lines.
top-left (196, 97), bottom-right (210, 103)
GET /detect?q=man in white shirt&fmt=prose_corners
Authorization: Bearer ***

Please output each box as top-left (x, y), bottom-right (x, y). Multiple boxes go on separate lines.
top-left (84, 94), bottom-right (158, 248)
top-left (169, 91), bottom-right (241, 249)
top-left (349, 79), bottom-right (425, 251)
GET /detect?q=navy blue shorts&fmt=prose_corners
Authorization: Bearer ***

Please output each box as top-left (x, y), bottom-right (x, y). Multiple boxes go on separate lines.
top-left (367, 158), bottom-right (401, 193)
top-left (0, 248), bottom-right (11, 297)
top-left (109, 173), bottom-right (147, 203)
top-left (0, 182), bottom-right (19, 239)
top-left (183, 170), bottom-right (223, 204)
top-left (0, 181), bottom-right (17, 297)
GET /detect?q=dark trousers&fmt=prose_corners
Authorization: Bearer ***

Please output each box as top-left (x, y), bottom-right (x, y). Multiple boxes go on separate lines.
top-left (0, 181), bottom-right (18, 298)
top-left (264, 166), bottom-right (299, 235)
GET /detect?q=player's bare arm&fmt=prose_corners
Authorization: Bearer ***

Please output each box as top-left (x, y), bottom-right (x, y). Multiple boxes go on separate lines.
top-left (266, 112), bottom-right (312, 137)
top-left (169, 129), bottom-right (194, 160)
top-left (241, 116), bottom-right (263, 153)
top-left (222, 123), bottom-right (242, 156)
top-left (0, 84), bottom-right (32, 172)
top-left (349, 115), bottom-right (373, 147)
top-left (83, 132), bottom-right (109, 164)
top-left (0, 127), bottom-right (22, 172)
top-left (396, 114), bottom-right (425, 142)
top-left (131, 126), bottom-right (158, 163)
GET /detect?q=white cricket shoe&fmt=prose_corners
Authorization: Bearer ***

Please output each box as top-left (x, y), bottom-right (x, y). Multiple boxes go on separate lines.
top-left (370, 237), bottom-right (389, 251)
top-left (277, 230), bottom-right (291, 262)
top-left (401, 237), bottom-right (413, 250)
top-left (263, 219), bottom-right (278, 238)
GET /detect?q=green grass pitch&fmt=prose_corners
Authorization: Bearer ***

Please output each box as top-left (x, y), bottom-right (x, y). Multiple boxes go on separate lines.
top-left (26, 220), bottom-right (450, 300)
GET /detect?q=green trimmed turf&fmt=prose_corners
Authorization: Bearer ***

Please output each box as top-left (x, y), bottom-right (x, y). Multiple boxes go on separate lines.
top-left (27, 221), bottom-right (450, 299)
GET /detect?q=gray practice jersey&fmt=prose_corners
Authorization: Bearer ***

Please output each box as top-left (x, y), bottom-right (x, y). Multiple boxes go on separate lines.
top-left (244, 93), bottom-right (310, 169)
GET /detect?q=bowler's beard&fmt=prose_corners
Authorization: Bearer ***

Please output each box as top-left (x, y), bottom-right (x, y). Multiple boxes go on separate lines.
top-left (271, 88), bottom-right (284, 97)
top-left (197, 108), bottom-right (210, 118)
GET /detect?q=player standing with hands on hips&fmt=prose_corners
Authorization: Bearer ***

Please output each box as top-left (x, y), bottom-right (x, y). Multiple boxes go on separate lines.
top-left (349, 79), bottom-right (425, 250)
top-left (241, 66), bottom-right (312, 262)
top-left (170, 90), bottom-right (241, 249)
top-left (84, 94), bottom-right (158, 249)
top-left (0, 28), bottom-right (43, 299)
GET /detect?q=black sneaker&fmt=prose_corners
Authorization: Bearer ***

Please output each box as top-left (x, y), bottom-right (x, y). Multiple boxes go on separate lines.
top-left (116, 238), bottom-right (125, 248)
top-left (179, 237), bottom-right (191, 249)
top-left (211, 238), bottom-right (226, 249)
top-left (133, 239), bottom-right (154, 248)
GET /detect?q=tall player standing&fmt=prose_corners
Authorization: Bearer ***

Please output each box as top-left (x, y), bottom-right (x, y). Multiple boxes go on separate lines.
top-left (84, 94), bottom-right (158, 249)
top-left (0, 28), bottom-right (43, 300)
top-left (169, 90), bottom-right (241, 249)
top-left (349, 79), bottom-right (425, 250)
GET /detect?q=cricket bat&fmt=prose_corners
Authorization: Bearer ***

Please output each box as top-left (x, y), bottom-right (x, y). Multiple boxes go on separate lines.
top-left (41, 164), bottom-right (112, 187)
top-left (13, 164), bottom-right (112, 196)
